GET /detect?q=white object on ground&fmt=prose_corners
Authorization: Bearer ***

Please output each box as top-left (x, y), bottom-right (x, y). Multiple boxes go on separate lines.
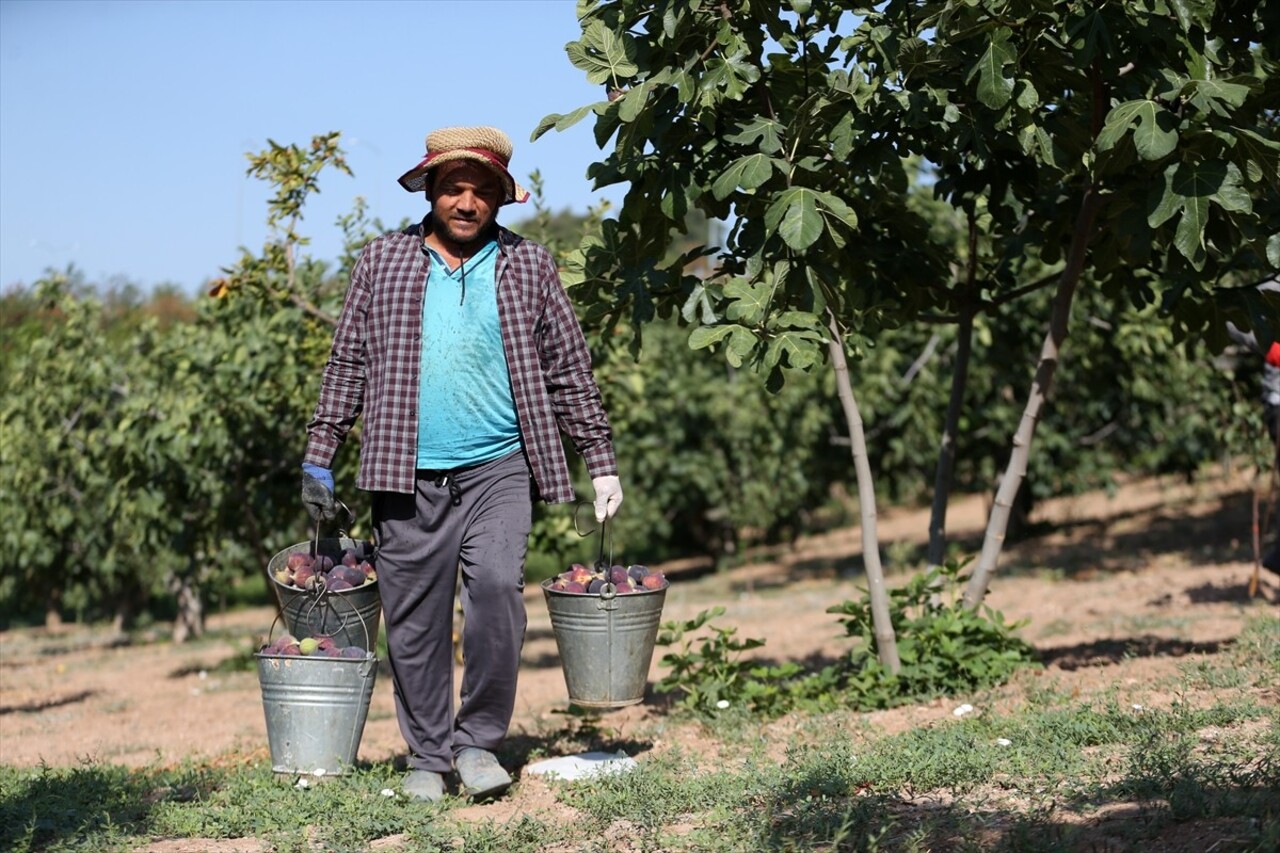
top-left (524, 751), bottom-right (639, 781)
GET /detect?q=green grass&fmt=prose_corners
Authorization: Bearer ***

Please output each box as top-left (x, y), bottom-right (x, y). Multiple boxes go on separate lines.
top-left (4, 615), bottom-right (1278, 853)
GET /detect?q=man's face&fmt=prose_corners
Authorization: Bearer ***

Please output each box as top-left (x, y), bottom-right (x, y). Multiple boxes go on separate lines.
top-left (429, 161), bottom-right (503, 248)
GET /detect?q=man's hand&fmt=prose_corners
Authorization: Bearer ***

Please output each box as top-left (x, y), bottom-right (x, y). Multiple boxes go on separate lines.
top-left (301, 464), bottom-right (337, 523)
top-left (591, 475), bottom-right (623, 523)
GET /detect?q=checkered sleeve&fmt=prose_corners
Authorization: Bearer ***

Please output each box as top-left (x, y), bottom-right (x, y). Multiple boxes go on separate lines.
top-left (534, 249), bottom-right (617, 478)
top-left (303, 243), bottom-right (373, 468)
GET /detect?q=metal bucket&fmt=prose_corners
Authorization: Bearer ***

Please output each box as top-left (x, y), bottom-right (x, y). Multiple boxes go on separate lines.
top-left (256, 651), bottom-right (378, 776)
top-left (541, 580), bottom-right (667, 709)
top-left (268, 537), bottom-right (381, 651)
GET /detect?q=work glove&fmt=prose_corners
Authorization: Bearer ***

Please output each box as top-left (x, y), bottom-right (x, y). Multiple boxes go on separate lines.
top-left (591, 475), bottom-right (623, 523)
top-left (301, 463), bottom-right (337, 523)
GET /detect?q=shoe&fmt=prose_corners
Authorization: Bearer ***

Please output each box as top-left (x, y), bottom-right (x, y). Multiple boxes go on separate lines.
top-left (402, 769), bottom-right (446, 802)
top-left (455, 747), bottom-right (513, 800)
top-left (1263, 546), bottom-right (1280, 576)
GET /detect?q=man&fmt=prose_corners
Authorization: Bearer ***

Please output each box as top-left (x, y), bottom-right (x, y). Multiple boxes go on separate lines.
top-left (299, 126), bottom-right (623, 802)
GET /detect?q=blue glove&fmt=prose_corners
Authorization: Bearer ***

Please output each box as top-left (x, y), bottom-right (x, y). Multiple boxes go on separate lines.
top-left (301, 464), bottom-right (337, 522)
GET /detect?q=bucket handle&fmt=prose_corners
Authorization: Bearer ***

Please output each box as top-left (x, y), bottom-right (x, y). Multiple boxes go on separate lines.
top-left (574, 503), bottom-right (621, 603)
top-left (302, 583), bottom-right (372, 649)
top-left (311, 499), bottom-right (357, 559)
top-left (263, 593), bottom-right (376, 676)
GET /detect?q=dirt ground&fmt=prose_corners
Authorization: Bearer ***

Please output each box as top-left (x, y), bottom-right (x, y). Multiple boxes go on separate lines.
top-left (2, 469), bottom-right (1278, 851)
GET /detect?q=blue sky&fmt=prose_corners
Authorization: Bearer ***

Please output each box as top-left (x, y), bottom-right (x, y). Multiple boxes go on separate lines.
top-left (0, 0), bottom-right (624, 295)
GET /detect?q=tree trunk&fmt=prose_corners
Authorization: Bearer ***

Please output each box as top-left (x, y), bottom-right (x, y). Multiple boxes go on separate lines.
top-left (963, 186), bottom-right (1103, 608)
top-left (170, 575), bottom-right (205, 643)
top-left (827, 312), bottom-right (901, 673)
top-left (927, 309), bottom-right (975, 569)
top-left (44, 586), bottom-right (64, 632)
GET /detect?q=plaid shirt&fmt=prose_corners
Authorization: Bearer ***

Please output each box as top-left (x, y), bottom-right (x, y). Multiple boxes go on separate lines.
top-left (304, 218), bottom-right (617, 503)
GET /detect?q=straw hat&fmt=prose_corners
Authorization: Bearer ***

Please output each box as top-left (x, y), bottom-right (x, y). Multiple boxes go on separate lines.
top-left (397, 126), bottom-right (530, 205)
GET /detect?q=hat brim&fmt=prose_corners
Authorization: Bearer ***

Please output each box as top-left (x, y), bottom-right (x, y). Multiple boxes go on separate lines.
top-left (397, 151), bottom-right (529, 205)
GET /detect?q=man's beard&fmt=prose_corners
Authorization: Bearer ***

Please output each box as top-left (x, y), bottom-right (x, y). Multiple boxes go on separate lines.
top-left (435, 213), bottom-right (496, 251)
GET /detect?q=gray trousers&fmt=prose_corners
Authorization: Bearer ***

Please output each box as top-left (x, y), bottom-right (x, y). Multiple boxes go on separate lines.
top-left (371, 449), bottom-right (532, 773)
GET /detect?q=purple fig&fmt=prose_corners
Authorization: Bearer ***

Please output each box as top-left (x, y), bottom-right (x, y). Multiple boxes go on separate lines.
top-left (641, 572), bottom-right (666, 590)
top-left (330, 565), bottom-right (365, 587)
top-left (293, 565), bottom-right (315, 590)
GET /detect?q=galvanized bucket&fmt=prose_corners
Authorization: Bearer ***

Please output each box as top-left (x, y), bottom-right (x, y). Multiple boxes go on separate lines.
top-left (267, 537), bottom-right (381, 651)
top-left (541, 581), bottom-right (667, 708)
top-left (256, 650), bottom-right (378, 776)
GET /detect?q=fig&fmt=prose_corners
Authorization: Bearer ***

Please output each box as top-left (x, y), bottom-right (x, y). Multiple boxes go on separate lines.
top-left (641, 572), bottom-right (666, 590)
top-left (330, 565), bottom-right (365, 587)
top-left (293, 565), bottom-right (315, 590)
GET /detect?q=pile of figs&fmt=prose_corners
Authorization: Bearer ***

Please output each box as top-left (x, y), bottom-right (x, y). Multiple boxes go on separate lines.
top-left (259, 632), bottom-right (370, 659)
top-left (271, 546), bottom-right (376, 592)
top-left (546, 562), bottom-right (667, 594)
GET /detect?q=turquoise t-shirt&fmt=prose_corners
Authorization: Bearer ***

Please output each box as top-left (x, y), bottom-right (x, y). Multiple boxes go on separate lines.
top-left (415, 239), bottom-right (522, 469)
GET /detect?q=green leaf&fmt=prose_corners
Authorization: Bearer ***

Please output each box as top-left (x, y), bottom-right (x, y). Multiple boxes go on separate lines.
top-left (765, 188), bottom-right (824, 252)
top-left (688, 324), bottom-right (757, 367)
top-left (814, 190), bottom-right (858, 232)
top-left (830, 112), bottom-right (856, 161)
top-left (711, 153), bottom-right (781, 200)
top-left (724, 117), bottom-right (785, 154)
top-left (565, 21), bottom-right (639, 85)
top-left (617, 81), bottom-right (652, 123)
top-left (725, 278), bottom-right (771, 324)
top-left (531, 103), bottom-right (600, 141)
top-left (968, 28), bottom-right (1016, 109)
top-left (1148, 160), bottom-right (1248, 268)
top-left (773, 310), bottom-right (820, 330)
top-left (1184, 78), bottom-right (1255, 115)
top-left (763, 329), bottom-right (823, 371)
top-left (1233, 128), bottom-right (1280, 190)
top-left (1098, 100), bottom-right (1179, 161)
top-left (681, 283), bottom-right (718, 325)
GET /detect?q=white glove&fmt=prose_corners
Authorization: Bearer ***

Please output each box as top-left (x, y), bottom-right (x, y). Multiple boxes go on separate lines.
top-left (591, 475), bottom-right (623, 522)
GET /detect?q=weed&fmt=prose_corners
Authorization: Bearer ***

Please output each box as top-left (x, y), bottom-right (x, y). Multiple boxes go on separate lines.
top-left (654, 561), bottom-right (1040, 721)
top-left (829, 559), bottom-right (1040, 707)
